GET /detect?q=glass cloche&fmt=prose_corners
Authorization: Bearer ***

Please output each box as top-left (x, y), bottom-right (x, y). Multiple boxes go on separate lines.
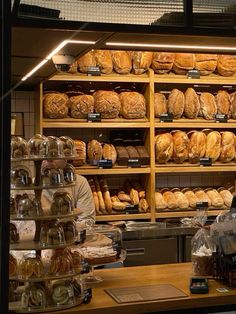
top-left (59, 136), bottom-right (75, 157)
top-left (28, 134), bottom-right (46, 158)
top-left (11, 136), bottom-right (29, 159)
top-left (39, 136), bottom-right (64, 158)
top-left (10, 165), bottom-right (32, 188)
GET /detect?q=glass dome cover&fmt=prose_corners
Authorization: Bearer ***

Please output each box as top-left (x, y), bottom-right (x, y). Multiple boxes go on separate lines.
top-left (10, 165), bottom-right (32, 188)
top-left (59, 136), bottom-right (75, 157)
top-left (39, 221), bottom-right (65, 247)
top-left (63, 163), bottom-right (76, 184)
top-left (39, 136), bottom-right (64, 158)
top-left (28, 134), bottom-right (46, 157)
top-left (11, 136), bottom-right (29, 159)
top-left (50, 191), bottom-right (74, 215)
top-left (41, 166), bottom-right (64, 187)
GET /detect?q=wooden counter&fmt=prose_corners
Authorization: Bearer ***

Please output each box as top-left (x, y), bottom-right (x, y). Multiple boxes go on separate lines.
top-left (46, 263), bottom-right (236, 314)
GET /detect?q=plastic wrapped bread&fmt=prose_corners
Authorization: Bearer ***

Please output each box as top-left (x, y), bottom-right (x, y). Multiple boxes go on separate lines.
top-left (171, 130), bottom-right (189, 163)
top-left (111, 50), bottom-right (132, 74)
top-left (132, 51), bottom-right (153, 74)
top-left (151, 52), bottom-right (175, 74)
top-left (184, 88), bottom-right (200, 119)
top-left (204, 130), bottom-right (221, 162)
top-left (188, 130), bottom-right (206, 163)
top-left (154, 93), bottom-right (168, 117)
top-left (94, 50), bottom-right (113, 74)
top-left (119, 92), bottom-right (146, 119)
top-left (155, 133), bottom-right (173, 164)
top-left (168, 89), bottom-right (185, 119)
top-left (219, 131), bottom-right (235, 162)
top-left (199, 92), bottom-right (217, 120)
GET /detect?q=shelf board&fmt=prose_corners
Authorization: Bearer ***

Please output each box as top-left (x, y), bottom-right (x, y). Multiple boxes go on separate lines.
top-left (96, 213), bottom-right (151, 221)
top-left (9, 270), bottom-right (81, 282)
top-left (155, 118), bottom-right (236, 129)
top-left (11, 182), bottom-right (75, 191)
top-left (75, 166), bottom-right (151, 175)
top-left (156, 209), bottom-right (228, 219)
top-left (155, 163), bottom-right (236, 173)
top-left (10, 240), bottom-right (76, 251)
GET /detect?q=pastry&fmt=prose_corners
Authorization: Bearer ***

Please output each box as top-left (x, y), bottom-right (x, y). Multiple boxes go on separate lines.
top-left (112, 201), bottom-right (126, 211)
top-left (200, 92), bottom-right (217, 120)
top-left (28, 134), bottom-right (46, 157)
top-left (69, 94), bottom-right (94, 119)
top-left (18, 256), bottom-right (44, 279)
top-left (77, 51), bottom-right (96, 73)
top-left (205, 130), bottom-right (221, 162)
top-left (171, 130), bottom-right (189, 163)
top-left (118, 191), bottom-right (131, 202)
top-left (93, 90), bottom-right (121, 118)
top-left (139, 198), bottom-right (149, 212)
top-left (162, 191), bottom-right (178, 209)
top-left (69, 250), bottom-right (82, 273)
top-left (217, 55), bottom-right (236, 76)
top-left (184, 88), bottom-right (200, 119)
top-left (155, 192), bottom-right (168, 210)
top-left (155, 133), bottom-right (173, 163)
top-left (87, 139), bottom-right (102, 165)
top-left (195, 54), bottom-right (217, 75)
top-left (168, 89), bottom-right (185, 119)
top-left (102, 143), bottom-right (117, 165)
top-left (21, 284), bottom-right (46, 309)
top-left (151, 52), bottom-right (175, 74)
top-left (52, 281), bottom-right (74, 305)
top-left (111, 50), bottom-right (132, 74)
top-left (119, 91), bottom-right (146, 119)
top-left (73, 139), bottom-right (86, 166)
top-left (94, 50), bottom-right (113, 74)
top-left (10, 223), bottom-right (19, 243)
top-left (219, 131), bottom-right (235, 162)
top-left (43, 92), bottom-right (69, 119)
top-left (215, 90), bottom-right (231, 116)
top-left (173, 53), bottom-right (195, 75)
top-left (154, 93), bottom-right (168, 117)
top-left (132, 51), bottom-right (153, 74)
top-left (188, 130), bottom-right (206, 163)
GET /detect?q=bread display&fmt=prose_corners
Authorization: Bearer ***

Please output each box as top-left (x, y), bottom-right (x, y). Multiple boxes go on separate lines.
top-left (43, 93), bottom-right (69, 119)
top-left (69, 94), bottom-right (94, 119)
top-left (87, 139), bottom-right (103, 165)
top-left (171, 130), bottom-right (189, 163)
top-left (184, 88), bottom-right (200, 119)
top-left (205, 188), bottom-right (224, 207)
top-left (167, 89), bottom-right (185, 119)
top-left (195, 54), bottom-right (217, 75)
top-left (215, 90), bottom-right (231, 116)
top-left (217, 55), bottom-right (236, 76)
top-left (73, 139), bottom-right (86, 166)
top-left (155, 133), bottom-right (173, 163)
top-left (188, 130), bottom-right (206, 163)
top-left (199, 92), bottom-right (217, 120)
top-left (173, 53), bottom-right (195, 75)
top-left (230, 92), bottom-right (236, 119)
top-left (205, 130), bottom-right (221, 162)
top-left (219, 131), bottom-right (235, 162)
top-left (111, 50), bottom-right (132, 74)
top-left (154, 92), bottom-right (167, 117)
top-left (151, 52), bottom-right (175, 74)
top-left (77, 51), bottom-right (96, 73)
top-left (102, 143), bottom-right (117, 165)
top-left (119, 91), bottom-right (146, 119)
top-left (132, 51), bottom-right (153, 74)
top-left (93, 90), bottom-right (121, 118)
top-left (94, 50), bottom-right (113, 74)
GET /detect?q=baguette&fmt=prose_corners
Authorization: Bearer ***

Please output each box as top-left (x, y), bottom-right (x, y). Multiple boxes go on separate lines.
top-left (87, 178), bottom-right (101, 215)
top-left (100, 178), bottom-right (112, 214)
top-left (94, 177), bottom-right (106, 214)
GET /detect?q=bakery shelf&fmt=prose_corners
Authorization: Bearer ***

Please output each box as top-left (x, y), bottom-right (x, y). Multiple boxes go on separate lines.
top-left (10, 240), bottom-right (76, 251)
top-left (155, 209), bottom-right (228, 219)
top-left (75, 166), bottom-right (151, 175)
top-left (11, 155), bottom-right (78, 162)
top-left (95, 213), bottom-right (151, 221)
top-left (11, 182), bottom-right (75, 191)
top-left (155, 163), bottom-right (236, 173)
top-left (155, 119), bottom-right (236, 129)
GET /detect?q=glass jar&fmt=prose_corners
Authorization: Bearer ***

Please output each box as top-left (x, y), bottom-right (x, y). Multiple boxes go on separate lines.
top-left (11, 136), bottom-right (29, 159)
top-left (18, 253), bottom-right (44, 279)
top-left (16, 194), bottom-right (43, 218)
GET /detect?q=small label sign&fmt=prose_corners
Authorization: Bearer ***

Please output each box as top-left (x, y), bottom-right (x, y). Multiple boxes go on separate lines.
top-left (160, 113), bottom-right (173, 123)
top-left (187, 69), bottom-right (200, 79)
top-left (87, 113), bottom-right (101, 122)
top-left (125, 204), bottom-right (139, 214)
top-left (87, 66), bottom-right (101, 76)
top-left (128, 158), bottom-right (141, 168)
top-left (98, 159), bottom-right (113, 169)
top-left (200, 157), bottom-right (212, 166)
top-left (196, 201), bottom-right (209, 209)
top-left (215, 114), bottom-right (228, 123)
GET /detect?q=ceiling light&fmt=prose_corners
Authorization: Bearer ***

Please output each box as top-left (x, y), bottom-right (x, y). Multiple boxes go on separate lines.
top-left (21, 59), bottom-right (48, 81)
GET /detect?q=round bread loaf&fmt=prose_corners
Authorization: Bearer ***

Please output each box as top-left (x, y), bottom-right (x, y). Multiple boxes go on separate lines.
top-left (168, 89), bottom-right (184, 119)
top-left (119, 91), bottom-right (146, 119)
top-left (70, 94), bottom-right (94, 119)
top-left (162, 191), bottom-right (177, 209)
top-left (151, 52), bottom-right (175, 74)
top-left (184, 88), bottom-right (200, 119)
top-left (94, 50), bottom-right (113, 74)
top-left (219, 131), bottom-right (235, 162)
top-left (132, 51), bottom-right (153, 75)
top-left (87, 139), bottom-right (102, 165)
top-left (217, 55), bottom-right (236, 76)
top-left (195, 54), bottom-right (217, 75)
top-left (111, 50), bottom-right (132, 74)
top-left (171, 130), bottom-right (189, 163)
top-left (173, 53), bottom-right (195, 75)
top-left (73, 139), bottom-right (86, 166)
top-left (154, 93), bottom-right (167, 117)
top-left (215, 90), bottom-right (231, 116)
top-left (43, 93), bottom-right (69, 119)
top-left (77, 51), bottom-right (96, 73)
top-left (155, 133), bottom-right (173, 163)
top-left (199, 92), bottom-right (217, 120)
top-left (102, 143), bottom-right (117, 165)
top-left (93, 90), bottom-right (121, 118)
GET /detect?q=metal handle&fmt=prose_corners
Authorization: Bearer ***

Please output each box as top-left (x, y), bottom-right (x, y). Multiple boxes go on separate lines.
top-left (126, 248), bottom-right (145, 256)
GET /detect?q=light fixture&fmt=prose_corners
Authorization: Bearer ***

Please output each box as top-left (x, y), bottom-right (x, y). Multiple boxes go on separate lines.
top-left (21, 40), bottom-right (96, 81)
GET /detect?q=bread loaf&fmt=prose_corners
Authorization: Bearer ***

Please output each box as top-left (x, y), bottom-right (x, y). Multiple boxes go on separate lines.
top-left (171, 130), bottom-right (189, 163)
top-left (88, 179), bottom-right (100, 215)
top-left (173, 191), bottom-right (189, 209)
top-left (94, 50), bottom-right (113, 74)
top-left (73, 140), bottom-right (86, 166)
top-left (183, 190), bottom-right (198, 208)
top-left (188, 131), bottom-right (206, 163)
top-left (162, 191), bottom-right (178, 209)
top-left (168, 89), bottom-right (184, 119)
top-left (215, 90), bottom-right (230, 116)
top-left (218, 188), bottom-right (233, 207)
top-left (139, 198), bottom-right (149, 212)
top-left (93, 90), bottom-right (121, 119)
top-left (112, 201), bottom-right (126, 211)
top-left (119, 92), bottom-right (146, 119)
top-left (132, 51), bottom-right (153, 74)
top-left (154, 93), bottom-right (167, 117)
top-left (155, 133), bottom-right (173, 163)
top-left (102, 143), bottom-right (117, 165)
top-left (155, 192), bottom-right (168, 210)
top-left (118, 191), bottom-right (131, 202)
top-left (184, 88), bottom-right (200, 119)
top-left (219, 131), bottom-right (235, 162)
top-left (173, 53), bottom-right (195, 75)
top-left (205, 131), bottom-right (221, 162)
top-left (77, 51), bottom-right (96, 73)
top-left (194, 189), bottom-right (211, 206)
top-left (87, 140), bottom-right (102, 165)
top-left (111, 50), bottom-right (132, 74)
top-left (136, 146), bottom-right (150, 165)
top-left (205, 189), bottom-right (224, 207)
top-left (200, 92), bottom-right (217, 120)
top-left (43, 93), bottom-right (69, 119)
top-left (100, 178), bottom-right (112, 214)
top-left (116, 146), bottom-right (129, 166)
top-left (195, 54), bottom-right (217, 75)
top-left (217, 55), bottom-right (236, 76)
top-left (230, 92), bottom-right (236, 119)
top-left (151, 52), bottom-right (175, 74)
top-left (130, 188), bottom-right (139, 205)
top-left (94, 177), bottom-right (106, 214)
top-left (69, 95), bottom-right (94, 119)
top-left (126, 146), bottom-right (139, 159)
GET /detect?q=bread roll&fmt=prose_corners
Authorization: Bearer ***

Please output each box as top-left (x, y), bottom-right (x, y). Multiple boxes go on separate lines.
top-left (219, 131), bottom-right (235, 162)
top-left (73, 140), bottom-right (86, 166)
top-left (194, 189), bottom-right (211, 206)
top-left (173, 53), bottom-right (195, 75)
top-left (111, 50), bottom-right (132, 74)
top-left (218, 188), bottom-right (233, 207)
top-left (168, 89), bottom-right (184, 119)
top-left (94, 50), bottom-right (113, 74)
top-left (102, 143), bottom-right (117, 165)
top-left (173, 191), bottom-right (189, 209)
top-left (217, 55), bottom-right (236, 76)
top-left (154, 93), bottom-right (167, 117)
top-left (200, 92), bottom-right (217, 120)
top-left (43, 93), bottom-right (69, 119)
top-left (205, 189), bottom-right (224, 207)
top-left (130, 188), bottom-right (139, 205)
top-left (155, 192), bottom-right (168, 210)
top-left (230, 92), bottom-right (236, 119)
top-left (139, 198), bottom-right (149, 212)
top-left (132, 51), bottom-right (153, 74)
top-left (77, 51), bottom-right (96, 73)
top-left (162, 191), bottom-right (178, 209)
top-left (171, 130), bottom-right (189, 163)
top-left (155, 133), bottom-right (173, 163)
top-left (70, 95), bottom-right (94, 119)
top-left (215, 90), bottom-right (230, 116)
top-left (183, 190), bottom-right (198, 208)
top-left (87, 140), bottom-right (102, 165)
top-left (205, 131), bottom-right (221, 162)
top-left (184, 88), bottom-right (200, 119)
top-left (188, 131), bottom-right (206, 163)
top-left (195, 54), bottom-right (217, 75)
top-left (151, 52), bottom-right (175, 74)
top-left (93, 90), bottom-right (121, 118)
top-left (119, 92), bottom-right (146, 119)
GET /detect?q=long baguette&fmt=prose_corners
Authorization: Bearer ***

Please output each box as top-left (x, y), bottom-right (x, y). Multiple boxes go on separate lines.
top-left (87, 178), bottom-right (101, 215)
top-left (94, 177), bottom-right (106, 214)
top-left (100, 178), bottom-right (113, 214)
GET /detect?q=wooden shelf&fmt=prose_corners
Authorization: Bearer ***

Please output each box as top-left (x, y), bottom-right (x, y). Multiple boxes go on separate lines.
top-left (155, 118), bottom-right (236, 129)
top-left (10, 240), bottom-right (76, 251)
top-left (155, 163), bottom-right (236, 173)
top-left (75, 166), bottom-right (150, 175)
top-left (156, 209), bottom-right (228, 219)
top-left (96, 213), bottom-right (151, 221)
top-left (9, 270), bottom-right (81, 282)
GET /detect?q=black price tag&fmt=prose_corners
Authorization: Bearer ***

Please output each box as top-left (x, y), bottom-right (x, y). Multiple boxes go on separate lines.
top-left (87, 66), bottom-right (101, 76)
top-left (215, 114), bottom-right (228, 123)
top-left (200, 157), bottom-right (212, 166)
top-left (98, 159), bottom-right (113, 169)
top-left (187, 69), bottom-right (200, 79)
top-left (87, 113), bottom-right (101, 122)
top-left (196, 201), bottom-right (208, 209)
top-left (159, 113), bottom-right (173, 122)
top-left (125, 204), bottom-right (139, 214)
top-left (128, 158), bottom-right (141, 168)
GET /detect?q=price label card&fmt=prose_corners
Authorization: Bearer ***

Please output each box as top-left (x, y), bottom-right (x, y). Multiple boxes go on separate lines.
top-left (196, 201), bottom-right (209, 209)
top-left (200, 157), bottom-right (212, 166)
top-left (87, 66), bottom-right (101, 76)
top-left (159, 113), bottom-right (173, 123)
top-left (87, 113), bottom-right (101, 122)
top-left (98, 159), bottom-right (113, 169)
top-left (128, 158), bottom-right (141, 168)
top-left (125, 204), bottom-right (139, 214)
top-left (187, 69), bottom-right (200, 79)
top-left (215, 114), bottom-right (228, 123)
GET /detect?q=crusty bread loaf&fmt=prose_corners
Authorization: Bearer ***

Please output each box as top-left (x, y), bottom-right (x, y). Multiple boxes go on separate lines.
top-left (112, 201), bottom-right (126, 211)
top-left (162, 191), bottom-right (178, 209)
top-left (73, 139), bottom-right (86, 166)
top-left (43, 93), bottom-right (69, 119)
top-left (116, 146), bottom-right (129, 166)
top-left (200, 92), bottom-right (217, 120)
top-left (154, 93), bottom-right (168, 118)
top-left (195, 54), bottom-right (217, 75)
top-left (215, 90), bottom-right (231, 116)
top-left (87, 139), bottom-right (102, 165)
top-left (217, 55), bottom-right (236, 76)
top-left (171, 130), bottom-right (189, 163)
top-left (183, 190), bottom-right (198, 208)
top-left (77, 51), bottom-right (96, 73)
top-left (168, 89), bottom-right (184, 119)
top-left (100, 178), bottom-right (112, 214)
top-left (88, 179), bottom-right (100, 214)
top-left (119, 92), bottom-right (146, 119)
top-left (118, 191), bottom-right (131, 202)
top-left (102, 143), bottom-right (117, 165)
top-left (111, 50), bottom-right (132, 74)
top-left (230, 92), bottom-right (236, 119)
top-left (94, 177), bottom-right (106, 214)
top-left (218, 188), bottom-right (233, 207)
top-left (184, 88), bottom-right (200, 119)
top-left (136, 146), bottom-right (150, 165)
top-left (155, 133), bottom-right (173, 163)
top-left (93, 90), bottom-right (121, 119)
top-left (130, 188), bottom-right (139, 205)
top-left (205, 131), bottom-right (221, 162)
top-left (132, 51), bottom-right (153, 75)
top-left (94, 50), bottom-right (113, 74)
top-left (126, 146), bottom-right (139, 159)
top-left (139, 198), bottom-right (149, 212)
top-left (69, 95), bottom-right (94, 119)
top-left (219, 131), bottom-right (235, 162)
top-left (194, 189), bottom-right (211, 206)
top-left (155, 192), bottom-right (168, 210)
top-left (188, 131), bottom-right (206, 163)
top-left (205, 188), bottom-right (224, 208)
top-left (173, 53), bottom-right (195, 75)
top-left (151, 52), bottom-right (175, 74)
top-left (173, 191), bottom-right (189, 209)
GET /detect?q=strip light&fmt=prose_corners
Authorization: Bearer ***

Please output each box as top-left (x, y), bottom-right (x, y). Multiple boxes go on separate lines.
top-left (21, 40), bottom-right (96, 81)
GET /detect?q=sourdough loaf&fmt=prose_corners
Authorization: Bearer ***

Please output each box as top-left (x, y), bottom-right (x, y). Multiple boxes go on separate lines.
top-left (200, 92), bottom-right (217, 120)
top-left (73, 139), bottom-right (86, 166)
top-left (43, 93), bottom-right (69, 119)
top-left (194, 189), bottom-right (211, 206)
top-left (173, 191), bottom-right (189, 209)
top-left (94, 50), bottom-right (113, 74)
top-left (69, 95), bottom-right (94, 119)
top-left (132, 51), bottom-right (153, 75)
top-left (171, 130), bottom-right (189, 163)
top-left (155, 192), bottom-right (168, 210)
top-left (111, 50), bottom-right (132, 74)
top-left (155, 133), bottom-right (173, 163)
top-left (218, 188), bottom-right (233, 207)
top-left (119, 92), bottom-right (146, 119)
top-left (205, 131), bottom-right (221, 162)
top-left (168, 89), bottom-right (184, 119)
top-left (77, 51), bottom-right (96, 73)
top-left (215, 90), bottom-right (231, 116)
top-left (87, 140), bottom-right (102, 165)
top-left (93, 90), bottom-right (121, 118)
top-left (205, 188), bottom-right (224, 208)
top-left (162, 191), bottom-right (178, 209)
top-left (230, 92), bottom-right (236, 119)
top-left (151, 52), bottom-right (175, 74)
top-left (184, 88), bottom-right (200, 119)
top-left (154, 93), bottom-right (168, 117)
top-left (183, 190), bottom-right (198, 208)
top-left (173, 53), bottom-right (195, 75)
top-left (188, 130), bottom-right (206, 163)
top-left (194, 54), bottom-right (217, 75)
top-left (102, 143), bottom-right (117, 165)
top-left (217, 55), bottom-right (236, 76)
top-left (219, 131), bottom-right (235, 162)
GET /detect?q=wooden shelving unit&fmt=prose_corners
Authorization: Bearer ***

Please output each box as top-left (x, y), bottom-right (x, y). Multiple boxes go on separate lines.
top-left (38, 70), bottom-right (236, 222)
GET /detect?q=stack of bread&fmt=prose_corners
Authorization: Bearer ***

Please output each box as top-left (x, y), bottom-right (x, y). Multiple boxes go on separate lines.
top-left (88, 177), bottom-right (149, 215)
